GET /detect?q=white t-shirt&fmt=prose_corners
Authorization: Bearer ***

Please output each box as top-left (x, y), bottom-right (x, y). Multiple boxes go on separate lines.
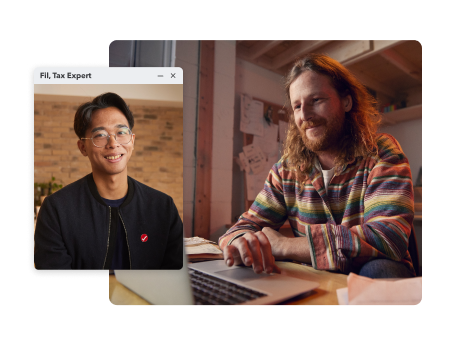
top-left (315, 158), bottom-right (335, 191)
top-left (322, 167), bottom-right (335, 192)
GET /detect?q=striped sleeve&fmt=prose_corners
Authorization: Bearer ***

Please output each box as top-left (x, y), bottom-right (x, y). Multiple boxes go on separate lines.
top-left (219, 162), bottom-right (288, 250)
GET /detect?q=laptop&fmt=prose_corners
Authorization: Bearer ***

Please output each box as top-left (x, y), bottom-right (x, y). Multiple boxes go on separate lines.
top-left (114, 255), bottom-right (319, 305)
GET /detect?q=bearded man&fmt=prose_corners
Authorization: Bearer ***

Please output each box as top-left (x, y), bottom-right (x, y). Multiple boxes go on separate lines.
top-left (219, 54), bottom-right (416, 278)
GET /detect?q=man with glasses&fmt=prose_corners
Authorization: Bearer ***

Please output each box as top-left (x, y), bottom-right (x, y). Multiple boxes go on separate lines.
top-left (34, 92), bottom-right (183, 270)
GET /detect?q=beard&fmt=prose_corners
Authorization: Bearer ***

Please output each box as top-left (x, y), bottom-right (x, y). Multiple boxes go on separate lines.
top-left (299, 113), bottom-right (345, 152)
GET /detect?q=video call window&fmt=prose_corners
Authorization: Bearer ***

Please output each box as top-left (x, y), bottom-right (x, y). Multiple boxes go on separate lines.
top-left (34, 68), bottom-right (183, 270)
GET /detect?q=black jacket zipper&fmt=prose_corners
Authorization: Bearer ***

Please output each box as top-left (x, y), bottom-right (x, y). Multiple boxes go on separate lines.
top-left (102, 206), bottom-right (112, 269)
top-left (118, 210), bottom-right (132, 269)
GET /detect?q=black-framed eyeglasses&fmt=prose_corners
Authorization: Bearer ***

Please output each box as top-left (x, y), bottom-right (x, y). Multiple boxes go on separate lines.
top-left (81, 127), bottom-right (134, 148)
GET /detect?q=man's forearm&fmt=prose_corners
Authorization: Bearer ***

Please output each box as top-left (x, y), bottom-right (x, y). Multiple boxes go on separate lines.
top-left (275, 236), bottom-right (312, 264)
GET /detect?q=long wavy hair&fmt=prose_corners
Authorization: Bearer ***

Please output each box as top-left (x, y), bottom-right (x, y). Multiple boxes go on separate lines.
top-left (282, 54), bottom-right (381, 185)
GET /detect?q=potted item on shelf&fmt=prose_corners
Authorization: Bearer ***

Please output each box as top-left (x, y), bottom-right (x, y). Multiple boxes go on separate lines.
top-left (34, 176), bottom-right (63, 218)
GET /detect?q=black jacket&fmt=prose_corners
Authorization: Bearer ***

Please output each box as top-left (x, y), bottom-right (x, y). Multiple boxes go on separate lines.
top-left (34, 174), bottom-right (183, 270)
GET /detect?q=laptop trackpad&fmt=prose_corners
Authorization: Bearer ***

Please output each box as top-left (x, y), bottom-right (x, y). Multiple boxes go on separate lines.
top-left (215, 267), bottom-right (273, 282)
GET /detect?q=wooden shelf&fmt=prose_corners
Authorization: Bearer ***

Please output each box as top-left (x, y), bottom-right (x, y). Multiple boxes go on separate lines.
top-left (380, 104), bottom-right (422, 126)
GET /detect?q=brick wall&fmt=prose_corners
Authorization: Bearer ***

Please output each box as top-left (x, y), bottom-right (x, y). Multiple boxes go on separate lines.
top-left (34, 99), bottom-right (183, 219)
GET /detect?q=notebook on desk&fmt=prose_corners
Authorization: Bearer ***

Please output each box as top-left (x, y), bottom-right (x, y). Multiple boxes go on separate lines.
top-left (115, 256), bottom-right (319, 305)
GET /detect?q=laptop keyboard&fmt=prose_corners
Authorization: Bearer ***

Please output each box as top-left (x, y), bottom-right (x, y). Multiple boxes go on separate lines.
top-left (189, 268), bottom-right (266, 305)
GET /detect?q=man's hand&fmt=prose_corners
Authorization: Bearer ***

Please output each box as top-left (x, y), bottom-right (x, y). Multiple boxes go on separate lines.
top-left (262, 227), bottom-right (312, 264)
top-left (261, 227), bottom-right (289, 259)
top-left (223, 231), bottom-right (281, 274)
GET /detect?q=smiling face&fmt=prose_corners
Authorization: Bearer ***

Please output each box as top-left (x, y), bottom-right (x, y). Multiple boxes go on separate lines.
top-left (77, 107), bottom-right (135, 178)
top-left (289, 70), bottom-right (352, 152)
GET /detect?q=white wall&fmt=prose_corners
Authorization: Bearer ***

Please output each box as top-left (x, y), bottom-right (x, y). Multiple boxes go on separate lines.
top-left (175, 40), bottom-right (200, 237)
top-left (235, 59), bottom-right (285, 104)
top-left (210, 41), bottom-right (237, 235)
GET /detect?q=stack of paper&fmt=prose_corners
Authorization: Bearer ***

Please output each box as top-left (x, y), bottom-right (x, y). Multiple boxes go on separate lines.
top-left (184, 237), bottom-right (223, 262)
top-left (337, 273), bottom-right (422, 305)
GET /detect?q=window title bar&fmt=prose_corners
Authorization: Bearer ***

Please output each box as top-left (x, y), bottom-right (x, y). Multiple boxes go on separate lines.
top-left (34, 67), bottom-right (183, 84)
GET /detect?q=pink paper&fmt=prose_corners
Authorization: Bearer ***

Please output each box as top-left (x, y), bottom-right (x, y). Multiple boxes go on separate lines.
top-left (347, 273), bottom-right (422, 305)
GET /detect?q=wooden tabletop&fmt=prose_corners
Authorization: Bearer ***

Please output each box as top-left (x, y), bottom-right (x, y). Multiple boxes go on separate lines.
top-left (109, 261), bottom-right (347, 305)
top-left (275, 262), bottom-right (348, 305)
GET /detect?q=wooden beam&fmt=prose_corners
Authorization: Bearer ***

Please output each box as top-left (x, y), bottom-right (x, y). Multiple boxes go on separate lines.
top-left (320, 40), bottom-right (372, 64)
top-left (271, 40), bottom-right (330, 69)
top-left (237, 44), bottom-right (274, 68)
top-left (380, 49), bottom-right (422, 81)
top-left (193, 41), bottom-right (214, 239)
top-left (236, 43), bottom-right (251, 60)
top-left (247, 40), bottom-right (283, 60)
top-left (343, 40), bottom-right (404, 66)
top-left (328, 41), bottom-right (414, 99)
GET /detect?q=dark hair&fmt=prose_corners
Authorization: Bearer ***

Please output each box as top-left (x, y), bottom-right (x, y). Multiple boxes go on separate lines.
top-left (74, 92), bottom-right (134, 139)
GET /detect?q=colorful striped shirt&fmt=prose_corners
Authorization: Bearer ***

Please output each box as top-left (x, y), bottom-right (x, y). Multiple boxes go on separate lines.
top-left (219, 133), bottom-right (415, 275)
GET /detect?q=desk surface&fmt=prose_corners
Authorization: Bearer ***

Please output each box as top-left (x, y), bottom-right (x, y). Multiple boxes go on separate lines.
top-left (109, 261), bottom-right (347, 305)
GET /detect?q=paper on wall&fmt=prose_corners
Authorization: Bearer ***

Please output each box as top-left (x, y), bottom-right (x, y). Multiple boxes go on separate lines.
top-left (238, 152), bottom-right (250, 172)
top-left (234, 156), bottom-right (244, 171)
top-left (245, 162), bottom-right (272, 201)
top-left (252, 120), bottom-right (279, 162)
top-left (240, 94), bottom-right (264, 136)
top-left (243, 143), bottom-right (266, 174)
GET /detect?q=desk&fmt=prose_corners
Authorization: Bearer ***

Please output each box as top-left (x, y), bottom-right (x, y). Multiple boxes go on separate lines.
top-left (109, 261), bottom-right (347, 305)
